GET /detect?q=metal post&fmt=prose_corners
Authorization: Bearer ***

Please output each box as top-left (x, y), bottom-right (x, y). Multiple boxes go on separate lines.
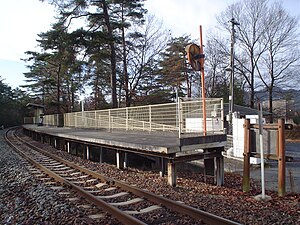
top-left (243, 119), bottom-right (251, 192)
top-left (278, 118), bottom-right (286, 197)
top-left (258, 103), bottom-right (266, 199)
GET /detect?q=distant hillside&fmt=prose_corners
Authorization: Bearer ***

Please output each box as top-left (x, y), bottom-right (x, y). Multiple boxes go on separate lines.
top-left (244, 88), bottom-right (300, 110)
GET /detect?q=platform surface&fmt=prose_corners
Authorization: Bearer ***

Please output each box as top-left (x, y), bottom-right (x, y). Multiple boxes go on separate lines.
top-left (23, 125), bottom-right (226, 155)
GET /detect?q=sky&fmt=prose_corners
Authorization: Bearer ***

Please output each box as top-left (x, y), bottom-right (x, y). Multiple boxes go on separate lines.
top-left (0, 0), bottom-right (299, 89)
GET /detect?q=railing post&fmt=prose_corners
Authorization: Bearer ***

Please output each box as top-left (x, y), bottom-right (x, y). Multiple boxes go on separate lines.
top-left (243, 119), bottom-right (251, 192)
top-left (94, 111), bottom-right (97, 128)
top-left (75, 112), bottom-right (77, 128)
top-left (278, 118), bottom-right (286, 197)
top-left (64, 114), bottom-right (66, 127)
top-left (220, 98), bottom-right (224, 133)
top-left (149, 105), bottom-right (152, 132)
top-left (178, 98), bottom-right (182, 138)
top-left (108, 110), bottom-right (111, 131)
top-left (126, 107), bottom-right (128, 130)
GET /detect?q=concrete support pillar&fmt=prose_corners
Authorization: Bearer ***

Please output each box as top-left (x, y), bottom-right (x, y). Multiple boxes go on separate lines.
top-left (159, 157), bottom-right (165, 177)
top-left (67, 142), bottom-right (70, 153)
top-left (99, 147), bottom-right (103, 163)
top-left (167, 159), bottom-right (176, 187)
top-left (204, 158), bottom-right (214, 183)
top-left (54, 138), bottom-right (57, 148)
top-left (116, 150), bottom-right (124, 169)
top-left (123, 152), bottom-right (128, 169)
top-left (216, 155), bottom-right (224, 186)
top-left (86, 145), bottom-right (90, 160)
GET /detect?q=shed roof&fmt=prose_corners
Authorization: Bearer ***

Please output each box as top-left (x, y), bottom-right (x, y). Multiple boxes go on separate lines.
top-left (26, 103), bottom-right (45, 108)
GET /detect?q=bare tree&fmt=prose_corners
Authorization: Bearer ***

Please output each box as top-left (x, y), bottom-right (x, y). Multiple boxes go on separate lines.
top-left (205, 32), bottom-right (229, 98)
top-left (256, 2), bottom-right (300, 122)
top-left (125, 15), bottom-right (170, 105)
top-left (216, 0), bottom-right (300, 117)
top-left (217, 0), bottom-right (270, 108)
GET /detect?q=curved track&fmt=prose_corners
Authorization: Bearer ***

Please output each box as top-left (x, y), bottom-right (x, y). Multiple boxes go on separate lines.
top-left (5, 127), bottom-right (241, 225)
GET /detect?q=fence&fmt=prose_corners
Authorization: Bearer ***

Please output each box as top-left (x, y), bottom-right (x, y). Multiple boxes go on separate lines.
top-left (24, 117), bottom-right (36, 124)
top-left (39, 98), bottom-right (224, 137)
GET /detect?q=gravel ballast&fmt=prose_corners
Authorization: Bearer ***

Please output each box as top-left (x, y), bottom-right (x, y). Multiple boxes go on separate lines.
top-left (0, 130), bottom-right (98, 225)
top-left (1, 128), bottom-right (300, 224)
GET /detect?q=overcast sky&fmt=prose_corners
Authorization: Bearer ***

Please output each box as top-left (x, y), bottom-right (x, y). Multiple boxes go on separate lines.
top-left (0, 0), bottom-right (299, 89)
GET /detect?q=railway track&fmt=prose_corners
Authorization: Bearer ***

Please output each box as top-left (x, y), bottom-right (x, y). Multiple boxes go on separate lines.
top-left (5, 127), bottom-right (241, 225)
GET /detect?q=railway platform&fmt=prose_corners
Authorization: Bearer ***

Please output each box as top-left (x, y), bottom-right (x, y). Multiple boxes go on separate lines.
top-left (23, 124), bottom-right (226, 187)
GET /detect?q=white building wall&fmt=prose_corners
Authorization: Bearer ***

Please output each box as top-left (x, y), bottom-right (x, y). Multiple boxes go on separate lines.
top-left (232, 114), bottom-right (262, 164)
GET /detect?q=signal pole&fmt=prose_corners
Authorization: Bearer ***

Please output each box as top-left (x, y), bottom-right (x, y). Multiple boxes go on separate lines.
top-left (199, 25), bottom-right (207, 136)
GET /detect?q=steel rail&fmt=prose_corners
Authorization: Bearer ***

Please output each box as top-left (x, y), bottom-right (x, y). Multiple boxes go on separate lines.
top-left (15, 128), bottom-right (241, 225)
top-left (5, 128), bottom-right (146, 225)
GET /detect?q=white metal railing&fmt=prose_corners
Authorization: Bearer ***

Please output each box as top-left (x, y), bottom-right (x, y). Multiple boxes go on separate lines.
top-left (37, 98), bottom-right (224, 137)
top-left (24, 117), bottom-right (36, 124)
top-left (43, 114), bottom-right (59, 126)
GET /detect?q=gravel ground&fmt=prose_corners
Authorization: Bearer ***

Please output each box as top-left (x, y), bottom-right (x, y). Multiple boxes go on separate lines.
top-left (0, 130), bottom-right (98, 225)
top-left (1, 129), bottom-right (300, 224)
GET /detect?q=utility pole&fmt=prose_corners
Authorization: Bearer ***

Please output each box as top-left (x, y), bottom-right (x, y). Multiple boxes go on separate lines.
top-left (226, 18), bottom-right (239, 134)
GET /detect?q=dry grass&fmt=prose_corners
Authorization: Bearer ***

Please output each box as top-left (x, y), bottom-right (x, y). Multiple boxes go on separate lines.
top-left (286, 124), bottom-right (300, 141)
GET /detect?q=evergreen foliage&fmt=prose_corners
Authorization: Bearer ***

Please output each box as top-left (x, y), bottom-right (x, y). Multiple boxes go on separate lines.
top-left (8, 0), bottom-right (297, 122)
top-left (0, 77), bottom-right (30, 127)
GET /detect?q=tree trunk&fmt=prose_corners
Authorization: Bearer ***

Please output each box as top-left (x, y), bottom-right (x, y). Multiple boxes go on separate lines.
top-left (66, 78), bottom-right (71, 113)
top-left (268, 86), bottom-right (273, 123)
top-left (94, 77), bottom-right (99, 110)
top-left (71, 79), bottom-right (75, 112)
top-left (121, 9), bottom-right (130, 107)
top-left (250, 85), bottom-right (255, 108)
top-left (101, 0), bottom-right (117, 108)
top-left (56, 64), bottom-right (61, 114)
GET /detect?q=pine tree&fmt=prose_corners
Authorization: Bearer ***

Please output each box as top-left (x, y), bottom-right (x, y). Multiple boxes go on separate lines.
top-left (159, 36), bottom-right (193, 98)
